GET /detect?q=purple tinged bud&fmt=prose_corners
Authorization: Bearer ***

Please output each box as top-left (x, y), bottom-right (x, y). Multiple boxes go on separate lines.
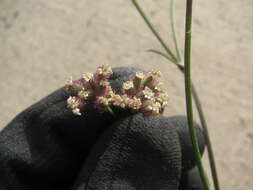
top-left (95, 64), bottom-right (113, 80)
top-left (65, 77), bottom-right (85, 94)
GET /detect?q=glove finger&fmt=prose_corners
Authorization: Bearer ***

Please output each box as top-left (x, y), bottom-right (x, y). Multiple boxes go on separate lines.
top-left (168, 116), bottom-right (206, 172)
top-left (71, 114), bottom-right (182, 190)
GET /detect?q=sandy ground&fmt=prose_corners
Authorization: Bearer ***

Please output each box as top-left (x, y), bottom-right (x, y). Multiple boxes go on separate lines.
top-left (1, 0), bottom-right (253, 189)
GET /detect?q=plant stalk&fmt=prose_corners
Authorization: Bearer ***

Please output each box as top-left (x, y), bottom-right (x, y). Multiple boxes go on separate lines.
top-left (184, 0), bottom-right (210, 189)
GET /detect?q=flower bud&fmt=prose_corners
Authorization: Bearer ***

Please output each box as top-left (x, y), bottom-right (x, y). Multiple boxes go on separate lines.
top-left (65, 77), bottom-right (84, 94)
top-left (96, 64), bottom-right (113, 79)
top-left (133, 72), bottom-right (144, 89)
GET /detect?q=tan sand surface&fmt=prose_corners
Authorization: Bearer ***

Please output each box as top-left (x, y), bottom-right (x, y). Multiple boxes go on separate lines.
top-left (1, 0), bottom-right (253, 189)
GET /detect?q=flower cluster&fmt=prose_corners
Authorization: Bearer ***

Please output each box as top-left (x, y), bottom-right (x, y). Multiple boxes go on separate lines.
top-left (120, 70), bottom-right (168, 116)
top-left (65, 64), bottom-right (168, 117)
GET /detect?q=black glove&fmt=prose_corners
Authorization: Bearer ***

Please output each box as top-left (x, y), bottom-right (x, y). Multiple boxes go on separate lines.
top-left (0, 67), bottom-right (205, 190)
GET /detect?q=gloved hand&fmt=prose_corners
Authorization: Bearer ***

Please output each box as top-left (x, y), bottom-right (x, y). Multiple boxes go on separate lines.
top-left (0, 67), bottom-right (205, 190)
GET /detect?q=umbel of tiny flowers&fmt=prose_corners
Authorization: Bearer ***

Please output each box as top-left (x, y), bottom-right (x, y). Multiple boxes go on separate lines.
top-left (65, 64), bottom-right (113, 115)
top-left (65, 64), bottom-right (168, 117)
top-left (121, 71), bottom-right (168, 116)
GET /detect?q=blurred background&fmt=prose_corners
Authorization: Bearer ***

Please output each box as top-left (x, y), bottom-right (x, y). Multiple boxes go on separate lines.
top-left (0, 0), bottom-right (252, 189)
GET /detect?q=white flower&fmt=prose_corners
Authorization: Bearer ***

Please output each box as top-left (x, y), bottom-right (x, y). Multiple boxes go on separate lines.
top-left (142, 86), bottom-right (154, 100)
top-left (97, 64), bottom-right (113, 76)
top-left (72, 108), bottom-right (81, 115)
top-left (156, 92), bottom-right (169, 107)
top-left (67, 96), bottom-right (83, 115)
top-left (111, 94), bottom-right (125, 108)
top-left (135, 72), bottom-right (145, 79)
top-left (67, 96), bottom-right (79, 109)
top-left (128, 97), bottom-right (142, 110)
top-left (78, 90), bottom-right (90, 99)
top-left (154, 82), bottom-right (163, 91)
top-left (123, 81), bottom-right (134, 90)
top-left (99, 80), bottom-right (110, 87)
top-left (152, 102), bottom-right (161, 114)
top-left (83, 73), bottom-right (93, 82)
top-left (145, 101), bottom-right (161, 115)
top-left (98, 96), bottom-right (109, 106)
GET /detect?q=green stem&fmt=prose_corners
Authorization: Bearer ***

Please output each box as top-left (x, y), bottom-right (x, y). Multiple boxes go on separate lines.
top-left (132, 0), bottom-right (177, 63)
top-left (170, 0), bottom-right (181, 61)
top-left (192, 86), bottom-right (220, 190)
top-left (148, 49), bottom-right (220, 190)
top-left (184, 0), bottom-right (210, 190)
